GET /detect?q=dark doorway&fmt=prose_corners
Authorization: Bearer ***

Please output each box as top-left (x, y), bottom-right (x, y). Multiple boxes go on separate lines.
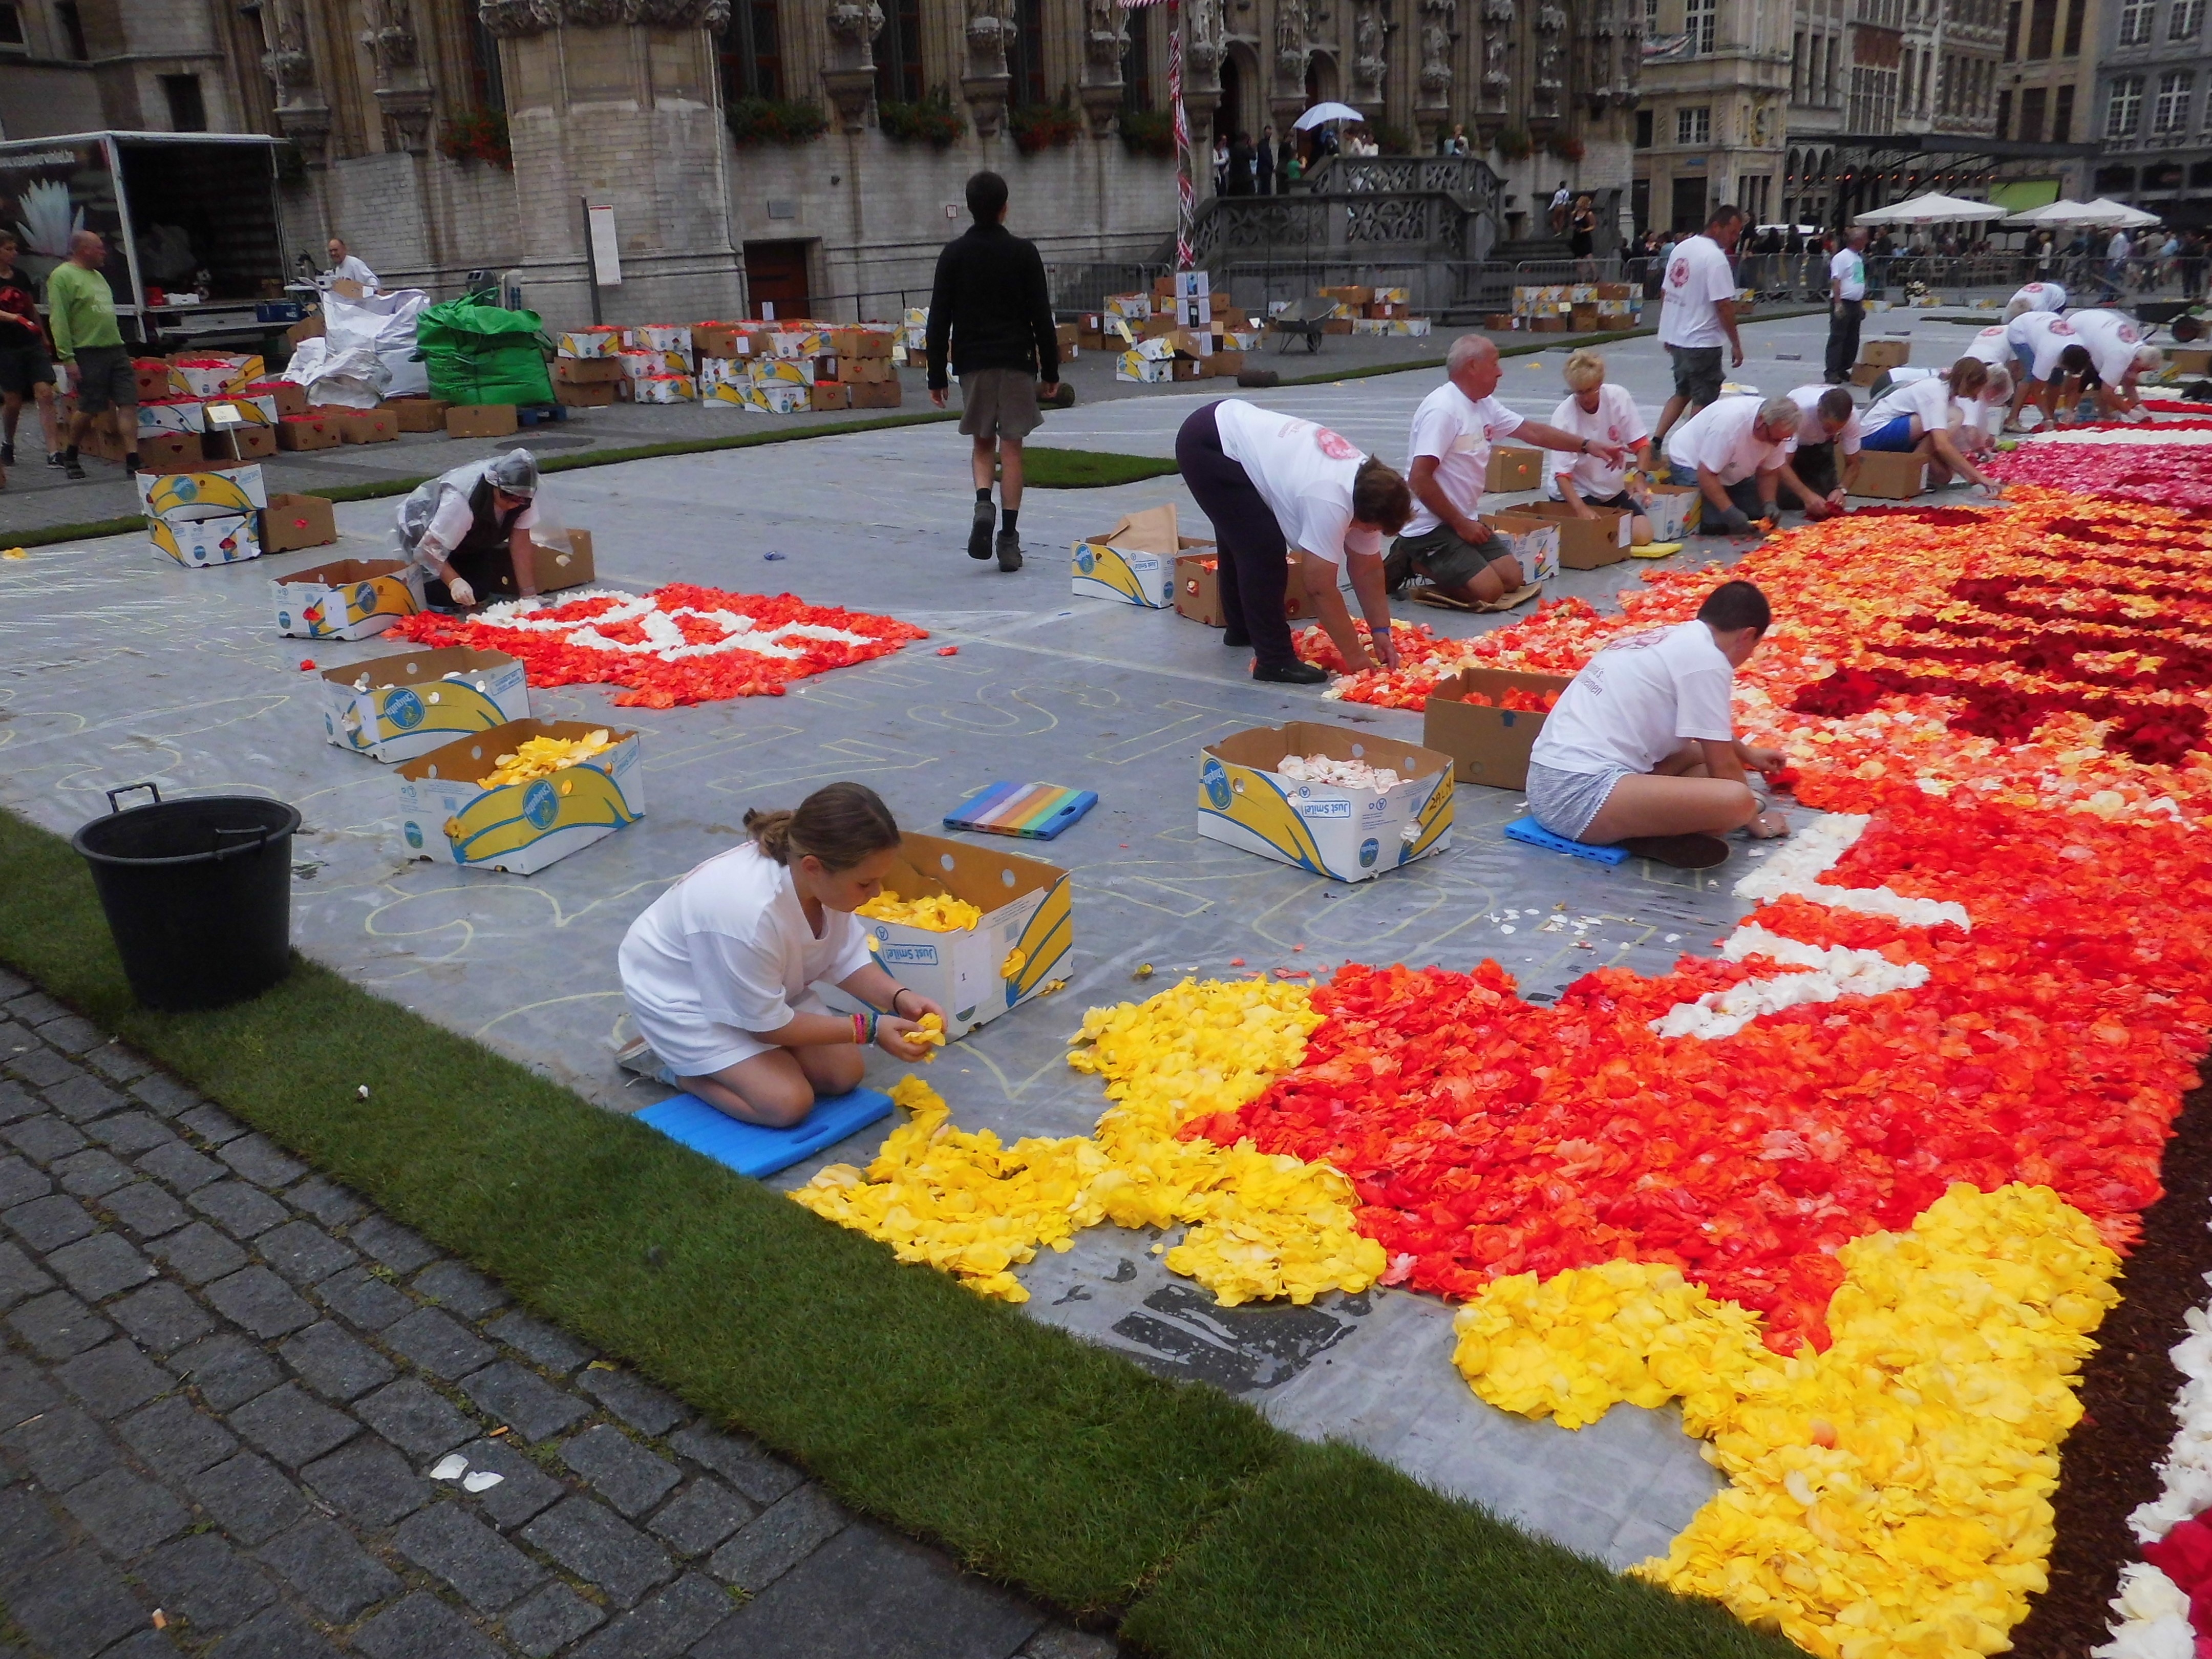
top-left (1671, 175), bottom-right (1706, 233)
top-left (1217, 53), bottom-right (1242, 156)
top-left (744, 240), bottom-right (813, 320)
top-left (1631, 177), bottom-right (1650, 236)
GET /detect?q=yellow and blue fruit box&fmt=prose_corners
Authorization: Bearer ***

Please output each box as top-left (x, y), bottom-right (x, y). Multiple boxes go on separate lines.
top-left (138, 463), bottom-right (268, 569)
top-left (202, 392), bottom-right (279, 426)
top-left (698, 357), bottom-right (748, 391)
top-left (1197, 721), bottom-right (1455, 884)
top-left (319, 646), bottom-right (530, 763)
top-left (732, 381), bottom-right (809, 414)
top-left (137, 399), bottom-right (206, 437)
top-left (1115, 352), bottom-right (1174, 384)
top-left (1105, 293), bottom-right (1153, 320)
top-left (169, 354), bottom-right (265, 397)
top-left (271, 557), bottom-right (426, 641)
top-left (821, 831), bottom-right (1072, 1039)
top-left (634, 374), bottom-right (697, 403)
top-left (556, 328), bottom-right (626, 358)
top-left (748, 356), bottom-right (816, 387)
top-left (633, 324), bottom-right (692, 354)
top-left (1073, 505), bottom-right (1208, 608)
top-left (768, 328), bottom-right (832, 359)
top-left (617, 348), bottom-right (686, 379)
top-left (396, 719), bottom-right (645, 877)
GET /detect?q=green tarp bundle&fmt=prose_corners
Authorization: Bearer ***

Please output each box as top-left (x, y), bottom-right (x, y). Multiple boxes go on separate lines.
top-left (415, 295), bottom-right (554, 408)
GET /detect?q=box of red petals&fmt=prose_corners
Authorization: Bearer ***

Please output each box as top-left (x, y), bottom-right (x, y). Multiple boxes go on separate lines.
top-left (1422, 667), bottom-right (1573, 790)
top-left (1197, 721), bottom-right (1454, 882)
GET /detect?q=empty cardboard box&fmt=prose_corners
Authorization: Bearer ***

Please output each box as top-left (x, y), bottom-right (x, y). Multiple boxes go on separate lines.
top-left (271, 557), bottom-right (426, 641)
top-left (1854, 451), bottom-right (1928, 499)
top-left (1073, 504), bottom-right (1205, 608)
top-left (260, 493), bottom-right (338, 554)
top-left (319, 646), bottom-right (530, 763)
top-left (1174, 552), bottom-right (1312, 627)
top-left (446, 404), bottom-right (520, 438)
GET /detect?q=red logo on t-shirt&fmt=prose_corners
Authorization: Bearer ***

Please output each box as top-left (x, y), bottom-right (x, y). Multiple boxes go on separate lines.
top-left (2052, 320), bottom-right (2074, 334)
top-left (2119, 323), bottom-right (2139, 343)
top-left (1668, 257), bottom-right (1690, 288)
top-left (1314, 427), bottom-right (1358, 460)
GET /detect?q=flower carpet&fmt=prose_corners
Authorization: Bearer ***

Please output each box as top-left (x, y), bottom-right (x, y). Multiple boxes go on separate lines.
top-left (391, 584), bottom-right (929, 707)
top-left (796, 484), bottom-right (2212, 1658)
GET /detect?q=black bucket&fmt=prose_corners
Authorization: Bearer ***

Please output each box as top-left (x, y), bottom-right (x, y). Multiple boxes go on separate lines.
top-left (72, 784), bottom-right (302, 1012)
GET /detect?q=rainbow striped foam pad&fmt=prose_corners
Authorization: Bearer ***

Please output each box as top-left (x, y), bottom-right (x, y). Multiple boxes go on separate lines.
top-left (944, 781), bottom-right (1098, 841)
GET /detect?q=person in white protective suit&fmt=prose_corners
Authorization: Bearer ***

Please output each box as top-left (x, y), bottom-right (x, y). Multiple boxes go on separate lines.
top-left (395, 450), bottom-right (542, 610)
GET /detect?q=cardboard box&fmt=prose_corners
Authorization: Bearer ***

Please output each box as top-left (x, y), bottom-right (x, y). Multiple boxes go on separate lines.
top-left (1421, 666), bottom-right (1573, 789)
top-left (1116, 350), bottom-right (1174, 384)
top-left (135, 432), bottom-right (205, 473)
top-left (276, 413), bottom-right (343, 451)
top-left (1197, 722), bottom-right (1455, 883)
top-left (446, 404), bottom-right (519, 438)
top-left (137, 464), bottom-right (268, 569)
top-left (260, 492), bottom-right (338, 555)
top-left (395, 719), bottom-right (645, 876)
top-left (636, 374), bottom-right (698, 403)
top-left (1208, 350), bottom-right (1245, 377)
top-left (1171, 358), bottom-right (1206, 381)
top-left (809, 382), bottom-right (850, 412)
top-left (1073, 505), bottom-right (1204, 608)
top-left (1642, 482), bottom-right (1703, 540)
top-left (634, 324), bottom-right (691, 355)
top-left (1477, 513), bottom-right (1563, 583)
top-left (2168, 347), bottom-right (2211, 376)
top-left (138, 399), bottom-right (205, 437)
top-left (1859, 339), bottom-right (1911, 369)
top-left (749, 356), bottom-right (817, 387)
top-left (133, 358), bottom-right (180, 402)
top-left (1530, 315), bottom-right (1569, 333)
top-left (1318, 285), bottom-right (1375, 308)
top-left (1513, 500), bottom-right (1632, 569)
top-left (1174, 552), bottom-right (1312, 628)
top-left (841, 356), bottom-right (897, 384)
top-left (822, 832), bottom-right (1073, 1039)
top-left (387, 397), bottom-right (452, 432)
top-left (169, 354), bottom-right (265, 397)
top-left (1570, 303), bottom-right (1600, 332)
top-left (330, 408), bottom-right (396, 444)
top-left (498, 529), bottom-right (595, 599)
top-left (271, 557), bottom-right (426, 641)
top-left (847, 379), bottom-right (902, 409)
top-left (320, 647), bottom-right (531, 764)
top-left (828, 326), bottom-right (895, 359)
top-left (555, 381), bottom-right (619, 408)
top-left (201, 393), bottom-right (278, 427)
top-left (1106, 293), bottom-right (1153, 320)
top-left (285, 314), bottom-right (324, 347)
top-left (1485, 445), bottom-right (1544, 492)
top-left (242, 379), bottom-right (308, 417)
top-left (742, 382), bottom-right (812, 414)
top-left (553, 357), bottom-right (624, 386)
top-left (691, 324), bottom-right (743, 358)
top-left (555, 328), bottom-right (626, 358)
top-left (1853, 451), bottom-right (1927, 499)
top-left (201, 423), bottom-right (278, 462)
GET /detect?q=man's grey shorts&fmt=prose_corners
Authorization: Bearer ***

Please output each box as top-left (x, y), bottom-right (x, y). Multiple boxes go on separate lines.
top-left (1667, 344), bottom-right (1725, 406)
top-left (959, 368), bottom-right (1041, 441)
top-left (1525, 760), bottom-right (1632, 842)
top-left (1389, 522), bottom-right (1516, 590)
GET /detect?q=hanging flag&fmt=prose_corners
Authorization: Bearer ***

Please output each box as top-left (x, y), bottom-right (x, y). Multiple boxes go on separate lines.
top-left (1122, 0), bottom-right (1193, 271)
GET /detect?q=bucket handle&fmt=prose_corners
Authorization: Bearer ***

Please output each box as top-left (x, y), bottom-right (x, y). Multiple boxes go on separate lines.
top-left (210, 824), bottom-right (276, 861)
top-left (105, 782), bottom-right (162, 814)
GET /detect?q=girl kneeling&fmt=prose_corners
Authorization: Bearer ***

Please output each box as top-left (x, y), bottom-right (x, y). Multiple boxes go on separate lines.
top-left (619, 782), bottom-right (944, 1126)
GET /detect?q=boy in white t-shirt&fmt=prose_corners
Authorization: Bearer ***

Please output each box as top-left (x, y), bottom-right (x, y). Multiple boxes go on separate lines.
top-left (1654, 203), bottom-right (1747, 448)
top-left (1524, 580), bottom-right (1788, 868)
top-left (1545, 347), bottom-right (1658, 546)
top-left (617, 783), bottom-right (945, 1125)
top-left (1385, 335), bottom-right (1628, 604)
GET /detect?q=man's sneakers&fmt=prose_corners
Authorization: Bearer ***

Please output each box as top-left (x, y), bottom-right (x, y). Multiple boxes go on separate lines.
top-left (62, 450), bottom-right (86, 479)
top-left (994, 528), bottom-right (1023, 572)
top-left (968, 497), bottom-right (995, 560)
top-left (47, 451), bottom-right (64, 468)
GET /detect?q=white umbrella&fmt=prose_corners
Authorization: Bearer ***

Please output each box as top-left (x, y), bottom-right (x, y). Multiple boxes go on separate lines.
top-left (1854, 192), bottom-right (2007, 226)
top-left (2004, 199), bottom-right (2096, 225)
top-left (1293, 102), bottom-right (1363, 130)
top-left (2079, 197), bottom-right (2161, 228)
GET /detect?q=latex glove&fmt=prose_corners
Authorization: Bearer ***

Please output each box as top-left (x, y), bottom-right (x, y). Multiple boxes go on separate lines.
top-left (446, 577), bottom-right (476, 608)
top-left (1715, 505), bottom-right (1754, 536)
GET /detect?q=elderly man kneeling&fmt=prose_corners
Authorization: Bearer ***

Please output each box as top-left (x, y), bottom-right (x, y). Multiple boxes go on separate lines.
top-left (1663, 395), bottom-right (1802, 537)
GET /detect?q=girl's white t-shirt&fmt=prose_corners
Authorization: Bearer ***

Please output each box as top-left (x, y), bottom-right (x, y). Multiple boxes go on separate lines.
top-left (1545, 384), bottom-right (1648, 499)
top-left (1214, 398), bottom-right (1381, 568)
top-left (1865, 375), bottom-right (1956, 433)
top-left (619, 842), bottom-right (873, 1035)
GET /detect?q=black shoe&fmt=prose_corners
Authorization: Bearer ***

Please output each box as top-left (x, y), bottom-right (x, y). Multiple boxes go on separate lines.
top-left (46, 451), bottom-right (64, 468)
top-left (1222, 630), bottom-right (1251, 648)
top-left (64, 460), bottom-right (86, 479)
top-left (968, 499), bottom-right (994, 560)
top-left (1620, 832), bottom-right (1732, 869)
top-left (1253, 660), bottom-right (1328, 685)
top-left (994, 529), bottom-right (1023, 571)
top-left (1, 443), bottom-right (13, 465)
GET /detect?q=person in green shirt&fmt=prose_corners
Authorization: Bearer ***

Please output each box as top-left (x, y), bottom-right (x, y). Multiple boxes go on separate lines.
top-left (48, 229), bottom-right (137, 479)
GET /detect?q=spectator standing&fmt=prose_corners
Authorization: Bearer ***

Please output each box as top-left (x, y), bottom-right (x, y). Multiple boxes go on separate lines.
top-left (1653, 203), bottom-right (1746, 449)
top-left (47, 229), bottom-right (136, 481)
top-left (1257, 124), bottom-right (1276, 194)
top-left (1277, 132), bottom-right (1296, 193)
top-left (1226, 131), bottom-right (1255, 196)
top-left (924, 171), bottom-right (1060, 573)
top-left (0, 230), bottom-right (61, 480)
top-left (2099, 228), bottom-right (2130, 303)
top-left (1825, 227), bottom-right (1867, 386)
top-left (2181, 230), bottom-right (2206, 301)
top-left (1444, 123), bottom-right (1471, 156)
top-left (1213, 134), bottom-right (1230, 195)
top-left (1549, 180), bottom-right (1573, 236)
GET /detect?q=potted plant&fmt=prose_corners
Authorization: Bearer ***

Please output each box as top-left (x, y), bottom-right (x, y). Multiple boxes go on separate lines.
top-left (879, 89), bottom-right (967, 146)
top-left (439, 109), bottom-right (512, 170)
top-left (1547, 134), bottom-right (1587, 162)
top-left (1496, 127), bottom-right (1534, 161)
top-left (1119, 108), bottom-right (1176, 158)
top-left (1009, 95), bottom-right (1083, 156)
top-left (726, 98), bottom-right (831, 146)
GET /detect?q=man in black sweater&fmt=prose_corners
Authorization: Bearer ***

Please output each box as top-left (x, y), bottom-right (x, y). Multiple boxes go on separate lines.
top-left (926, 171), bottom-right (1061, 571)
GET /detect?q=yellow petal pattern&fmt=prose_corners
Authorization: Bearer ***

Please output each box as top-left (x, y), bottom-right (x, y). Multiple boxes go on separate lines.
top-left (789, 979), bottom-right (1385, 1306)
top-left (1452, 1182), bottom-right (2120, 1659)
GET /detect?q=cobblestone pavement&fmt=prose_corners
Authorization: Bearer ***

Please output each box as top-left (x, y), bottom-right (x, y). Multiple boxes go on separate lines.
top-left (0, 968), bottom-right (1114, 1659)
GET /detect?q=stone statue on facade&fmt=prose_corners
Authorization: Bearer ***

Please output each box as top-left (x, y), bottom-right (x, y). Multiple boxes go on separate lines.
top-left (1084, 0), bottom-right (1126, 68)
top-left (1532, 0), bottom-right (1565, 102)
top-left (1352, 5), bottom-right (1386, 98)
top-left (1276, 4), bottom-right (1309, 84)
top-left (1479, 0), bottom-right (1513, 104)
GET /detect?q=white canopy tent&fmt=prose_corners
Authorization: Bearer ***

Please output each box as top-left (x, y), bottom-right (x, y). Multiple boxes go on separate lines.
top-left (2078, 197), bottom-right (2162, 228)
top-left (1853, 192), bottom-right (2008, 226)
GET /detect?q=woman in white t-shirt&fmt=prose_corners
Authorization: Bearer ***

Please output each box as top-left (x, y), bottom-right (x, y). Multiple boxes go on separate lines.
top-left (1523, 580), bottom-right (1789, 868)
top-left (1546, 349), bottom-right (1658, 545)
top-left (617, 783), bottom-right (945, 1126)
top-left (1861, 357), bottom-right (2001, 493)
top-left (1175, 398), bottom-right (1413, 684)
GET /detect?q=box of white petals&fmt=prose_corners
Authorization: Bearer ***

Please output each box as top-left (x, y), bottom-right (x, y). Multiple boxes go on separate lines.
top-left (1197, 721), bottom-right (1454, 882)
top-left (317, 646), bottom-right (530, 763)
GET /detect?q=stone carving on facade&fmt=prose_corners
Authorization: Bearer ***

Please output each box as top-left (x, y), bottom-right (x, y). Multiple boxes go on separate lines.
top-left (361, 0), bottom-right (418, 74)
top-left (1478, 0), bottom-right (1513, 108)
top-left (1417, 0), bottom-right (1455, 97)
top-left (475, 0), bottom-right (730, 32)
top-left (260, 0), bottom-right (332, 168)
top-left (1187, 0), bottom-right (1226, 76)
top-left (961, 0), bottom-right (1015, 138)
top-left (1275, 3), bottom-right (1309, 86)
top-left (820, 0), bottom-right (884, 132)
top-left (1076, 0), bottom-right (1127, 134)
top-left (1350, 3), bottom-right (1386, 101)
top-left (1613, 0), bottom-right (1642, 104)
top-left (1531, 0), bottom-right (1565, 111)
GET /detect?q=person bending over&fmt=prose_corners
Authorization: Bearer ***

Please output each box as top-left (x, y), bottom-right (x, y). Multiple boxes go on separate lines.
top-left (1176, 398), bottom-right (1413, 684)
top-left (618, 783), bottom-right (945, 1128)
top-left (1664, 395), bottom-right (1801, 536)
top-left (1859, 358), bottom-right (2001, 495)
top-left (1524, 580), bottom-right (1788, 868)
top-left (1388, 335), bottom-right (1628, 605)
top-left (395, 450), bottom-right (545, 608)
top-left (1777, 384), bottom-right (1860, 517)
top-left (2004, 310), bottom-right (2098, 430)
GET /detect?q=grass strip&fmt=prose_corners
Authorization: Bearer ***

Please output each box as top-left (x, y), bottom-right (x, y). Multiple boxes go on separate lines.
top-left (1022, 447), bottom-right (1182, 488)
top-left (0, 802), bottom-right (1800, 1653)
top-left (1124, 1441), bottom-right (1791, 1659)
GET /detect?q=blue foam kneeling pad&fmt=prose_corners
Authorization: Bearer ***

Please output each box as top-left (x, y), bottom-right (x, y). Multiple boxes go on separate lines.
top-left (635, 1088), bottom-right (895, 1180)
top-left (1503, 816), bottom-right (1631, 866)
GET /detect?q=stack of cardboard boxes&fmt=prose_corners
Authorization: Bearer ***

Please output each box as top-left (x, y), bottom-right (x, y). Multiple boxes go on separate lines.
top-left (1099, 274), bottom-right (1266, 383)
top-left (693, 323), bottom-right (903, 414)
top-left (1320, 285), bottom-right (1434, 337)
top-left (68, 353), bottom-right (413, 471)
top-left (1507, 284), bottom-right (1642, 333)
